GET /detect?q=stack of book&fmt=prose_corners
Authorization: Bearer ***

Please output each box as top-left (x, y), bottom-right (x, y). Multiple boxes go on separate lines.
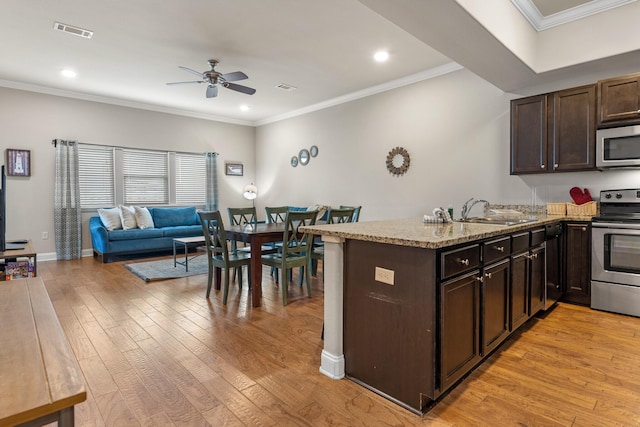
top-left (4, 261), bottom-right (34, 280)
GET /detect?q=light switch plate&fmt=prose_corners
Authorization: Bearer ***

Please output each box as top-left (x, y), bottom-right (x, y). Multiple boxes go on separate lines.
top-left (375, 266), bottom-right (395, 285)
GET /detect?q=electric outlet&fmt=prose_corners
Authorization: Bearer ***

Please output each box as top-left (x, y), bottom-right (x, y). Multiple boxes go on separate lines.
top-left (375, 266), bottom-right (395, 285)
top-left (42, 231), bottom-right (49, 240)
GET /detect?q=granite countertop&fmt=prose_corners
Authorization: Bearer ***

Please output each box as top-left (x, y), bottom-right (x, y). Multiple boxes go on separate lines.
top-left (301, 215), bottom-right (593, 249)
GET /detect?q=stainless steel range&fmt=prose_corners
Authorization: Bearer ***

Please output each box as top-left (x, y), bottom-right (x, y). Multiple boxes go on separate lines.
top-left (591, 189), bottom-right (640, 317)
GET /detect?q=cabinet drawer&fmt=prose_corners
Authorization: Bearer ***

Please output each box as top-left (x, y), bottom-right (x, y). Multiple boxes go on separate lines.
top-left (512, 232), bottom-right (529, 253)
top-left (483, 237), bottom-right (511, 264)
top-left (441, 244), bottom-right (480, 280)
top-left (530, 228), bottom-right (545, 246)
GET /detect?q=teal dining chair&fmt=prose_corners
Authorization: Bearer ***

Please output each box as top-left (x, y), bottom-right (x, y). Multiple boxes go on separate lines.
top-left (261, 210), bottom-right (317, 305)
top-left (198, 210), bottom-right (251, 304)
top-left (227, 207), bottom-right (257, 283)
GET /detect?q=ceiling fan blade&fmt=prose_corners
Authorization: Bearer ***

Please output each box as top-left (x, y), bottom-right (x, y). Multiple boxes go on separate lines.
top-left (206, 85), bottom-right (218, 98)
top-left (166, 81), bottom-right (204, 85)
top-left (178, 66), bottom-right (204, 78)
top-left (221, 71), bottom-right (248, 82)
top-left (223, 82), bottom-right (256, 95)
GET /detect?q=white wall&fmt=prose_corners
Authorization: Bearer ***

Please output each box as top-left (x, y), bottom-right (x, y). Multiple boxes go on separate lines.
top-left (255, 68), bottom-right (640, 221)
top-left (0, 87), bottom-right (255, 257)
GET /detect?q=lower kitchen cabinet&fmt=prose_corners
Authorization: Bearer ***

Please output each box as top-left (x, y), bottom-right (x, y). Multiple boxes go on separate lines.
top-left (481, 259), bottom-right (511, 355)
top-left (529, 244), bottom-right (546, 314)
top-left (510, 251), bottom-right (530, 331)
top-left (440, 271), bottom-right (481, 392)
top-left (563, 222), bottom-right (591, 305)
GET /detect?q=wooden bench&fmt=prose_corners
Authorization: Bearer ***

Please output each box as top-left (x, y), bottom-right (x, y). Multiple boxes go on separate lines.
top-left (0, 277), bottom-right (86, 427)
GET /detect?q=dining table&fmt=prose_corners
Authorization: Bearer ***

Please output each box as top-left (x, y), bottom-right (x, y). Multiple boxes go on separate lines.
top-left (222, 222), bottom-right (288, 307)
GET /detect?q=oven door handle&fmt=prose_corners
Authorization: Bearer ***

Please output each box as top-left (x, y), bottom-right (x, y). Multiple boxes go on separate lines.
top-left (592, 222), bottom-right (640, 230)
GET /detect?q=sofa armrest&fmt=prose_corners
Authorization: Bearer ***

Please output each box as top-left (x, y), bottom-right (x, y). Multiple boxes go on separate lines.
top-left (89, 216), bottom-right (109, 254)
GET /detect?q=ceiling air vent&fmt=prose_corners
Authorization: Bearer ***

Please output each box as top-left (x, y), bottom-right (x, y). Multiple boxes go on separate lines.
top-left (275, 83), bottom-right (297, 91)
top-left (53, 22), bottom-right (93, 39)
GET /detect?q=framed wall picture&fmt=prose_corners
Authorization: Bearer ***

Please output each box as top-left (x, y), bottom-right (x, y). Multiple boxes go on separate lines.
top-left (6, 149), bottom-right (31, 177)
top-left (225, 162), bottom-right (243, 176)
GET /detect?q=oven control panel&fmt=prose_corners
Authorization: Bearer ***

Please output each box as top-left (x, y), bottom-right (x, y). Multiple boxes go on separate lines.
top-left (600, 189), bottom-right (640, 203)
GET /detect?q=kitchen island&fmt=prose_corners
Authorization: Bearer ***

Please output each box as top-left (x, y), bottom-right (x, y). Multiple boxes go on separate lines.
top-left (302, 215), bottom-right (576, 414)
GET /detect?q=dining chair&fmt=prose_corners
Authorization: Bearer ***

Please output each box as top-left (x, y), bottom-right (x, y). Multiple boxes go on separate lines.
top-left (227, 207), bottom-right (257, 283)
top-left (265, 206), bottom-right (289, 283)
top-left (261, 210), bottom-right (317, 305)
top-left (198, 210), bottom-right (251, 304)
top-left (340, 205), bottom-right (362, 222)
top-left (310, 207), bottom-right (355, 278)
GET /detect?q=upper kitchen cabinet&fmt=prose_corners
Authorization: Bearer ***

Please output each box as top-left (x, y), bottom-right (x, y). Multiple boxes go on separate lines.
top-left (510, 85), bottom-right (596, 174)
top-left (598, 72), bottom-right (640, 127)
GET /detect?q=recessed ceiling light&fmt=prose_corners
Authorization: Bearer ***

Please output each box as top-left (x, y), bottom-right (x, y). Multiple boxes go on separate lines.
top-left (61, 69), bottom-right (77, 78)
top-left (374, 50), bottom-right (389, 62)
top-left (240, 105), bottom-right (250, 112)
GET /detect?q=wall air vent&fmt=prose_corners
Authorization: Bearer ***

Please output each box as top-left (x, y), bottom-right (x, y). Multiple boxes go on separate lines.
top-left (275, 83), bottom-right (297, 91)
top-left (53, 22), bottom-right (93, 39)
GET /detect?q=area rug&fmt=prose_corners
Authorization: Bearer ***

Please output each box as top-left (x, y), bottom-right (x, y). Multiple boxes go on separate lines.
top-left (124, 255), bottom-right (209, 282)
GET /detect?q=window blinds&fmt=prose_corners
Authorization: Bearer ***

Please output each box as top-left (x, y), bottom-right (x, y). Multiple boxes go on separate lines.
top-left (122, 149), bottom-right (168, 204)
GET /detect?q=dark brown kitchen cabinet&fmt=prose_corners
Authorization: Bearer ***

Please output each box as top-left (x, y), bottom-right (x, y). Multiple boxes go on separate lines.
top-left (510, 251), bottom-right (530, 331)
top-left (481, 259), bottom-right (510, 356)
top-left (510, 85), bottom-right (596, 174)
top-left (598, 73), bottom-right (640, 127)
top-left (511, 95), bottom-right (548, 174)
top-left (529, 244), bottom-right (546, 314)
top-left (440, 271), bottom-right (481, 392)
top-left (563, 222), bottom-right (591, 305)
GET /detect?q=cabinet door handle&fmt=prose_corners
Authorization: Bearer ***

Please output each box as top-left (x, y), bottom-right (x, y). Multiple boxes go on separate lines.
top-left (485, 272), bottom-right (493, 279)
top-left (494, 246), bottom-right (504, 252)
top-left (581, 227), bottom-right (587, 231)
top-left (541, 164), bottom-right (545, 169)
top-left (554, 163), bottom-right (559, 169)
top-left (476, 276), bottom-right (484, 283)
top-left (459, 258), bottom-right (470, 266)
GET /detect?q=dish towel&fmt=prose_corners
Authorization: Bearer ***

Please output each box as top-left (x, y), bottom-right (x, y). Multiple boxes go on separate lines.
top-left (423, 207), bottom-right (453, 223)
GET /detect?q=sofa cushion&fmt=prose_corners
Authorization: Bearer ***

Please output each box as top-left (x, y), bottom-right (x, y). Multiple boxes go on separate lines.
top-left (108, 228), bottom-right (164, 241)
top-left (161, 225), bottom-right (203, 238)
top-left (151, 206), bottom-right (198, 228)
top-left (119, 205), bottom-right (138, 230)
top-left (134, 206), bottom-right (155, 229)
top-left (97, 207), bottom-right (122, 231)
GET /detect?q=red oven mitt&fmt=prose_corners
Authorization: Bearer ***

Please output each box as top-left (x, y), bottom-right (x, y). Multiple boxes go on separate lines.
top-left (570, 187), bottom-right (592, 205)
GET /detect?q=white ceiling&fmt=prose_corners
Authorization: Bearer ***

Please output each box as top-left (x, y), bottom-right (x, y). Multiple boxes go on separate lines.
top-left (1, 0), bottom-right (638, 126)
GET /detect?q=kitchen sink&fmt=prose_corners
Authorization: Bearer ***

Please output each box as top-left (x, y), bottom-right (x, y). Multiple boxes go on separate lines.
top-left (459, 217), bottom-right (538, 226)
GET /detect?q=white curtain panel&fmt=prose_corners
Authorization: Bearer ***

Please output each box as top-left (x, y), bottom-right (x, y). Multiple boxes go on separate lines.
top-left (54, 139), bottom-right (82, 260)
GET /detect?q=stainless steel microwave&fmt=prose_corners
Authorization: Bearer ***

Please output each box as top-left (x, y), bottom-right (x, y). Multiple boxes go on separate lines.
top-left (597, 125), bottom-right (640, 168)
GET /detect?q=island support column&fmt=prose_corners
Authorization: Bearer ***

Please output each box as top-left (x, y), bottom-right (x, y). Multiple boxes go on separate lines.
top-left (319, 235), bottom-right (345, 379)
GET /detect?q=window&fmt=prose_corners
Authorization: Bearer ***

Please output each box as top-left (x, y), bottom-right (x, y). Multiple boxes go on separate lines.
top-left (175, 152), bottom-right (206, 205)
top-left (78, 144), bottom-right (206, 209)
top-left (123, 149), bottom-right (168, 205)
top-left (78, 145), bottom-right (114, 208)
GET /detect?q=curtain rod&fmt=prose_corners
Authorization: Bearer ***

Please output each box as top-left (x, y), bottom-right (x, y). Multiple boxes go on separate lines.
top-left (51, 139), bottom-right (218, 156)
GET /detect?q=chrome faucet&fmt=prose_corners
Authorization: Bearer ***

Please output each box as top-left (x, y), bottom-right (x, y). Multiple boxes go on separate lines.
top-left (461, 198), bottom-right (490, 220)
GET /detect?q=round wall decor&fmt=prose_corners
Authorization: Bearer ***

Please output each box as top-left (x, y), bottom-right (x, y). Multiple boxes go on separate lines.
top-left (310, 145), bottom-right (319, 157)
top-left (386, 146), bottom-right (410, 176)
top-left (299, 148), bottom-right (310, 166)
top-left (291, 156), bottom-right (298, 167)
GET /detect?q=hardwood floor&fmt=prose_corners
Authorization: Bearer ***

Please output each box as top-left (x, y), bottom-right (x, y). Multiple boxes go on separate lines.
top-left (39, 256), bottom-right (640, 426)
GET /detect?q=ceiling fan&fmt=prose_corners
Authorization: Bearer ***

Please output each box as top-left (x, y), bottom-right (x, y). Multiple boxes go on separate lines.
top-left (166, 59), bottom-right (256, 98)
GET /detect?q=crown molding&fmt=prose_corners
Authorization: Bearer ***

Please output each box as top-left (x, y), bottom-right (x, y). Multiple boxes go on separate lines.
top-left (256, 62), bottom-right (464, 126)
top-left (511, 0), bottom-right (637, 31)
top-left (0, 79), bottom-right (254, 126)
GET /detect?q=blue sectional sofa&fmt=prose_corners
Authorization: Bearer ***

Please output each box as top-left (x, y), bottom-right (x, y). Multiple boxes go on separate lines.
top-left (90, 206), bottom-right (203, 262)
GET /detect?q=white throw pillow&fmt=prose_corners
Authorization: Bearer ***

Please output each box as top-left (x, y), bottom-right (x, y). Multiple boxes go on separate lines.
top-left (97, 207), bottom-right (122, 231)
top-left (134, 206), bottom-right (155, 229)
top-left (119, 205), bottom-right (138, 230)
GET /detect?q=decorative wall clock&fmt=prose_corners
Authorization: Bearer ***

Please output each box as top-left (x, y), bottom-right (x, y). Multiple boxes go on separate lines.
top-left (386, 146), bottom-right (410, 176)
